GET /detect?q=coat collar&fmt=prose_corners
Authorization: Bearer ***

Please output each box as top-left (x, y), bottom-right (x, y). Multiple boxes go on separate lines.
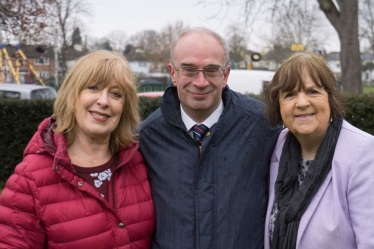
top-left (24, 116), bottom-right (139, 173)
top-left (160, 85), bottom-right (232, 129)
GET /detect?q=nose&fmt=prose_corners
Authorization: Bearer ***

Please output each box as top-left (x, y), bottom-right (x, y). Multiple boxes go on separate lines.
top-left (296, 92), bottom-right (310, 108)
top-left (192, 70), bottom-right (209, 87)
top-left (97, 90), bottom-right (109, 107)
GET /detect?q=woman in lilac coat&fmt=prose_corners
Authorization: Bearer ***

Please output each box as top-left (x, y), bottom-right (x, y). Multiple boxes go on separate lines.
top-left (264, 51), bottom-right (374, 249)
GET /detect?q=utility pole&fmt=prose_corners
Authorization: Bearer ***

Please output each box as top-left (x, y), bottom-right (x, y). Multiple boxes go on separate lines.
top-left (54, 29), bottom-right (59, 88)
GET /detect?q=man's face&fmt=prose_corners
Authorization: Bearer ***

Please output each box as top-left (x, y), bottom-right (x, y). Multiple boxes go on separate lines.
top-left (168, 33), bottom-right (230, 123)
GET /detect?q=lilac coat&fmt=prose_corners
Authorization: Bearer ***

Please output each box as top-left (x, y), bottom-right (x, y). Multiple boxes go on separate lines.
top-left (265, 120), bottom-right (374, 249)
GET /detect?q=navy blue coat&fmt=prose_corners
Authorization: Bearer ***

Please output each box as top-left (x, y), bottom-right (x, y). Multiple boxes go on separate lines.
top-left (139, 86), bottom-right (280, 249)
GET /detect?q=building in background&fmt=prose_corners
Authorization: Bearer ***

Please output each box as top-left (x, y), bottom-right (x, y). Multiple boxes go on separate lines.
top-left (0, 44), bottom-right (87, 87)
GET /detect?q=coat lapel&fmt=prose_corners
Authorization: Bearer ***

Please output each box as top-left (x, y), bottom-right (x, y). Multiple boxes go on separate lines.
top-left (265, 132), bottom-right (286, 249)
top-left (296, 170), bottom-right (332, 248)
top-left (269, 132), bottom-right (287, 208)
top-left (268, 130), bottom-right (288, 211)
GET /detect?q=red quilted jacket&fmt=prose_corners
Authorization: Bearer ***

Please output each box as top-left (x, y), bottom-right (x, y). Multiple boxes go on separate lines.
top-left (0, 117), bottom-right (155, 249)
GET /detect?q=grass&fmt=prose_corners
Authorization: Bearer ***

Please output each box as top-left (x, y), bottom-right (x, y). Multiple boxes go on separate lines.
top-left (363, 85), bottom-right (374, 93)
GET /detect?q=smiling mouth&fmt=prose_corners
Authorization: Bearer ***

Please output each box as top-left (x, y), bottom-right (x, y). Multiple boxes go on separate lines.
top-left (191, 90), bottom-right (211, 96)
top-left (295, 113), bottom-right (314, 118)
top-left (90, 112), bottom-right (110, 119)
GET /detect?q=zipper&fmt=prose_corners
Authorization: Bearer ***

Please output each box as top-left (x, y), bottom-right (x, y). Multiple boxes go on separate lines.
top-left (107, 154), bottom-right (120, 210)
top-left (185, 130), bottom-right (201, 146)
top-left (185, 129), bottom-right (202, 248)
top-left (195, 144), bottom-right (201, 249)
top-left (112, 167), bottom-right (116, 210)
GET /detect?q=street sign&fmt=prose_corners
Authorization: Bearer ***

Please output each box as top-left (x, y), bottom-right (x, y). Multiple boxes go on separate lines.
top-left (291, 44), bottom-right (304, 51)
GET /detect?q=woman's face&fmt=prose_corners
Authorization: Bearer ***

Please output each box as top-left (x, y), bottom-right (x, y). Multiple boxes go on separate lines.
top-left (74, 78), bottom-right (124, 143)
top-left (279, 72), bottom-right (331, 141)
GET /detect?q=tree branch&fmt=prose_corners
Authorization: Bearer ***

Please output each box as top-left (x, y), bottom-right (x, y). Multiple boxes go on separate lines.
top-left (317, 0), bottom-right (342, 33)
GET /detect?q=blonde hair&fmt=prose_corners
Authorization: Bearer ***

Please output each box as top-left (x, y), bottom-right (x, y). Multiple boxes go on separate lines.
top-left (53, 50), bottom-right (140, 153)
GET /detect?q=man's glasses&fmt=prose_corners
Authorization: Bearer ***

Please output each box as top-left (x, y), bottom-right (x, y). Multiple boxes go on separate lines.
top-left (172, 64), bottom-right (225, 80)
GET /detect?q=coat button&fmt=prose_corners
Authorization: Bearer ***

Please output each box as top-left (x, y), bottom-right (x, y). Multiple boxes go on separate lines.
top-left (55, 166), bottom-right (60, 171)
top-left (77, 181), bottom-right (83, 186)
top-left (119, 222), bottom-right (125, 228)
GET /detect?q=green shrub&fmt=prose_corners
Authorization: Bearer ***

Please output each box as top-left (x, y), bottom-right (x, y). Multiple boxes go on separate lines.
top-left (1, 93), bottom-right (374, 183)
top-left (344, 93), bottom-right (374, 135)
top-left (0, 97), bottom-right (162, 183)
top-left (138, 97), bottom-right (162, 120)
top-left (0, 99), bottom-right (54, 182)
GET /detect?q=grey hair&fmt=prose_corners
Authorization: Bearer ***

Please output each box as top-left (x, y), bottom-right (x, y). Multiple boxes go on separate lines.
top-left (170, 27), bottom-right (230, 66)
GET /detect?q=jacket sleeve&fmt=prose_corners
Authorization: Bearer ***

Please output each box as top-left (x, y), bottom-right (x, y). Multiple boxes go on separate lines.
top-left (347, 135), bottom-right (374, 248)
top-left (0, 161), bottom-right (46, 249)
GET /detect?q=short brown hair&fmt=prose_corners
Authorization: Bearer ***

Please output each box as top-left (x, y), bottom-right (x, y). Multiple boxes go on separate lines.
top-left (264, 51), bottom-right (345, 127)
top-left (53, 50), bottom-right (140, 153)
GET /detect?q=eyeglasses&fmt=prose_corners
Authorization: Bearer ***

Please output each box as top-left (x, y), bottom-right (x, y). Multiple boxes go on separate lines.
top-left (172, 64), bottom-right (226, 80)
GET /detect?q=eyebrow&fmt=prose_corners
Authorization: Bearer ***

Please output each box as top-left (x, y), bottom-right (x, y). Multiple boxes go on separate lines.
top-left (179, 63), bottom-right (222, 68)
top-left (304, 82), bottom-right (324, 89)
top-left (280, 83), bottom-right (322, 94)
top-left (179, 63), bottom-right (196, 67)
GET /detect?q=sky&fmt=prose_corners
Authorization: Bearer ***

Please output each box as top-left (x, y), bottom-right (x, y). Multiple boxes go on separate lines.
top-left (85, 0), bottom-right (341, 53)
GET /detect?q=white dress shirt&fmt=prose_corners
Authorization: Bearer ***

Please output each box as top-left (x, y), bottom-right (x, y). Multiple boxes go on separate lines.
top-left (181, 100), bottom-right (224, 136)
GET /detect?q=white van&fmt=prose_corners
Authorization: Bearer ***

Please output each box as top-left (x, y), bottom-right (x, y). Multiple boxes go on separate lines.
top-left (227, 70), bottom-right (275, 95)
top-left (0, 83), bottom-right (57, 99)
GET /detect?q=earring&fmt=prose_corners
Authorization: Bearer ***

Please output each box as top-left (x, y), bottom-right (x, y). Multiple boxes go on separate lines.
top-left (330, 117), bottom-right (333, 122)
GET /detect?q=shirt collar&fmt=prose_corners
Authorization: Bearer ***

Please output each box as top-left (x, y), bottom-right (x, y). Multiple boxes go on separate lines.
top-left (181, 100), bottom-right (224, 130)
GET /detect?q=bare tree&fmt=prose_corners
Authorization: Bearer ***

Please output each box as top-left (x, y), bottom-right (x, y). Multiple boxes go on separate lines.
top-left (226, 24), bottom-right (247, 63)
top-left (317, 0), bottom-right (361, 93)
top-left (127, 30), bottom-right (161, 70)
top-left (121, 22), bottom-right (187, 72)
top-left (157, 21), bottom-right (187, 71)
top-left (360, 0), bottom-right (374, 52)
top-left (197, 0), bottom-right (267, 34)
top-left (107, 30), bottom-right (127, 53)
top-left (127, 30), bottom-right (160, 58)
top-left (264, 44), bottom-right (293, 68)
top-left (0, 0), bottom-right (50, 43)
top-left (272, 0), bottom-right (327, 50)
top-left (47, 0), bottom-right (90, 80)
top-left (87, 34), bottom-right (126, 53)
top-left (199, 0), bottom-right (362, 93)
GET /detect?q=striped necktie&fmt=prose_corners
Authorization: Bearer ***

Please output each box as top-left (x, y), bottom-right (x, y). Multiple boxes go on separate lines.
top-left (191, 124), bottom-right (209, 145)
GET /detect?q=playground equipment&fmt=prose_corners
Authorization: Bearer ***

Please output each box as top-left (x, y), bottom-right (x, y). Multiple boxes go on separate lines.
top-left (0, 44), bottom-right (46, 86)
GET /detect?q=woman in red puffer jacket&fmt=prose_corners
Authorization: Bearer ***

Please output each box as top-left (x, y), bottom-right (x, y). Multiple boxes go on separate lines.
top-left (0, 50), bottom-right (155, 249)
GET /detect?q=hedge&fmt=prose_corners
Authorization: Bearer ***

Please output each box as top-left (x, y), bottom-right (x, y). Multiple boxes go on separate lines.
top-left (0, 93), bottom-right (373, 183)
top-left (0, 100), bottom-right (55, 182)
top-left (0, 97), bottom-right (161, 183)
top-left (344, 93), bottom-right (374, 135)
